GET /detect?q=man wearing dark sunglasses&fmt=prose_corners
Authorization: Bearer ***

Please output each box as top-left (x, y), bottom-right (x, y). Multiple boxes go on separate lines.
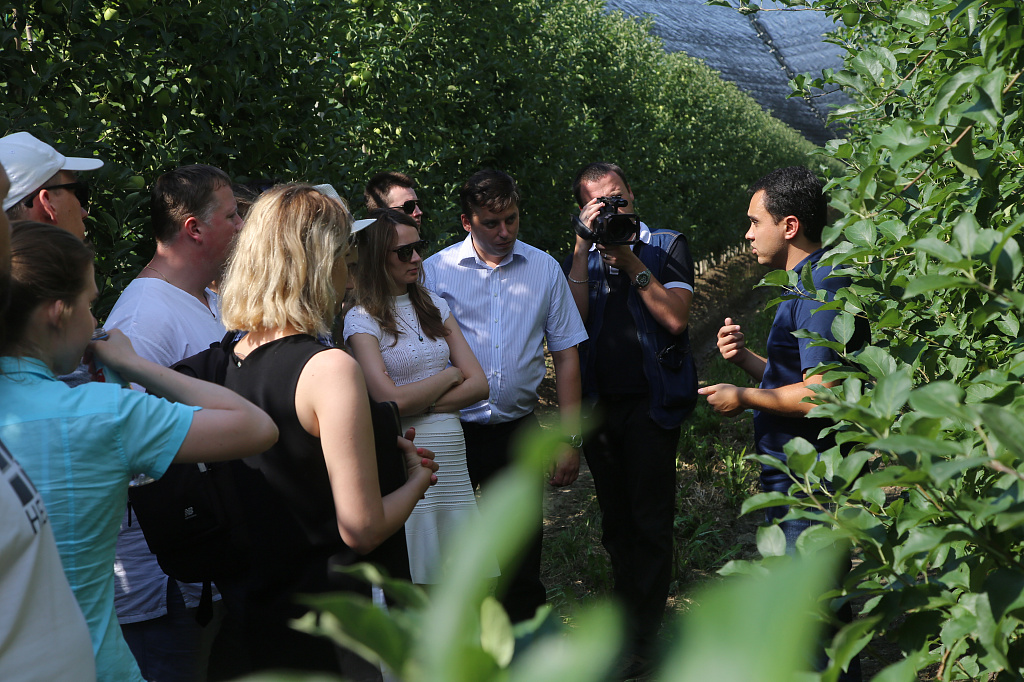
top-left (1, 132), bottom-right (104, 241)
top-left (364, 170), bottom-right (424, 228)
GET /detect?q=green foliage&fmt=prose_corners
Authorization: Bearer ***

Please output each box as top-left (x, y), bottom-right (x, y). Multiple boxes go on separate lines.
top-left (290, 427), bottom-right (625, 682)
top-left (2, 0), bottom-right (815, 316)
top-left (667, 548), bottom-right (842, 682)
top-left (726, 0), bottom-right (1024, 678)
top-left (283, 425), bottom-right (840, 682)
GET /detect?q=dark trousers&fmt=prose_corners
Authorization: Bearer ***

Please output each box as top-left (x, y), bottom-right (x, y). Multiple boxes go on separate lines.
top-left (586, 395), bottom-right (679, 655)
top-left (121, 579), bottom-right (216, 682)
top-left (461, 413), bottom-right (546, 623)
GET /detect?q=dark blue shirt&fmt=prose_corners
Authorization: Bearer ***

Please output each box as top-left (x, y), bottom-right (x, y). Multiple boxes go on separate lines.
top-left (754, 249), bottom-right (851, 468)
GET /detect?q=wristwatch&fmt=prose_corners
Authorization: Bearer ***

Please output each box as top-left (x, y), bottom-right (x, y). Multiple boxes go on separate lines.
top-left (568, 434), bottom-right (583, 449)
top-left (632, 269), bottom-right (652, 289)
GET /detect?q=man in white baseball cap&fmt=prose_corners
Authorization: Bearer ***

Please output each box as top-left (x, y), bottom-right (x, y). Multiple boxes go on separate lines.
top-left (1, 132), bottom-right (104, 240)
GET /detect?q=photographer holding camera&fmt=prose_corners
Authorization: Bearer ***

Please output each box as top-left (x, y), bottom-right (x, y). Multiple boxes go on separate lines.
top-left (565, 162), bottom-right (696, 678)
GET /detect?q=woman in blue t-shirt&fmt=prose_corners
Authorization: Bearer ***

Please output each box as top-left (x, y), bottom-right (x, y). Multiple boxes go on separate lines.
top-left (0, 222), bottom-right (278, 682)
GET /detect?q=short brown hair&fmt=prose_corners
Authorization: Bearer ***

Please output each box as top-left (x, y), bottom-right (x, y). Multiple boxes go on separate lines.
top-left (364, 171), bottom-right (415, 211)
top-left (459, 169), bottom-right (519, 218)
top-left (219, 184), bottom-right (351, 337)
top-left (572, 162), bottom-right (630, 207)
top-left (150, 164), bottom-right (232, 243)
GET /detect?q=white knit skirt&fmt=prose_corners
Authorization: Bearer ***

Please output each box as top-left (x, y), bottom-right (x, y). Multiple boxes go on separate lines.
top-left (402, 412), bottom-right (499, 584)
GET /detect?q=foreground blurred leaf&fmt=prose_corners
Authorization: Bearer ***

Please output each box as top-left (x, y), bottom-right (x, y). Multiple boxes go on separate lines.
top-left (663, 550), bottom-right (840, 682)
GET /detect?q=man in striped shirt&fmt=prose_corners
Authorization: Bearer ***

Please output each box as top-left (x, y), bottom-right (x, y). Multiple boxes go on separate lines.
top-left (423, 169), bottom-right (587, 624)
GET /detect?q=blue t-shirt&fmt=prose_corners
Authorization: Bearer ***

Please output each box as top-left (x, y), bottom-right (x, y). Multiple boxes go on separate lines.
top-left (0, 356), bottom-right (197, 682)
top-left (754, 249), bottom-right (853, 468)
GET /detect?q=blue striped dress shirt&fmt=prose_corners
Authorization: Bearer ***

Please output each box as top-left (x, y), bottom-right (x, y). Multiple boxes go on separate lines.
top-left (424, 235), bottom-right (588, 424)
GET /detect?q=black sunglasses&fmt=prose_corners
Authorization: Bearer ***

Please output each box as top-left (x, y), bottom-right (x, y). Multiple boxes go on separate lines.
top-left (24, 181), bottom-right (90, 208)
top-left (390, 199), bottom-right (422, 215)
top-left (391, 239), bottom-right (429, 262)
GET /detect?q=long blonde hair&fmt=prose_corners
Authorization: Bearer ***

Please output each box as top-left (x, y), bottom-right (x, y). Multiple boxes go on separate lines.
top-left (220, 183), bottom-right (351, 337)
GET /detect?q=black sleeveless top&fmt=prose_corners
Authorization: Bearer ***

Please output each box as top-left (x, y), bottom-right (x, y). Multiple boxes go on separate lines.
top-left (224, 333), bottom-right (410, 583)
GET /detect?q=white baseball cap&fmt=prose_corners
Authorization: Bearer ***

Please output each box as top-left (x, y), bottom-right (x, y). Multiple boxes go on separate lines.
top-left (0, 132), bottom-right (104, 211)
top-left (313, 183), bottom-right (373, 235)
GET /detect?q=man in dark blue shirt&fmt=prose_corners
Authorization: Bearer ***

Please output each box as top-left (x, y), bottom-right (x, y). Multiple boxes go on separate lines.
top-left (700, 166), bottom-right (862, 680)
top-left (700, 166), bottom-right (852, 538)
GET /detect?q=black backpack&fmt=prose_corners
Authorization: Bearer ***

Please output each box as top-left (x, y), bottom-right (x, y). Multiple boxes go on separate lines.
top-left (127, 332), bottom-right (410, 622)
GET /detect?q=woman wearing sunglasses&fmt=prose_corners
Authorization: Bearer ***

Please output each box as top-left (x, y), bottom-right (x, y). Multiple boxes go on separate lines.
top-left (344, 208), bottom-right (492, 585)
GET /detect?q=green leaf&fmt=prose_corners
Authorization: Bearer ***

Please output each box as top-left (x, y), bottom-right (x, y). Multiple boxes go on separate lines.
top-left (855, 346), bottom-right (899, 378)
top-left (875, 119), bottom-right (931, 169)
top-left (929, 456), bottom-right (991, 485)
top-left (914, 237), bottom-right (963, 263)
top-left (757, 524), bottom-right (787, 558)
top-left (831, 312), bottom-right (856, 346)
top-left (742, 492), bottom-right (801, 515)
top-left (846, 219), bottom-right (877, 247)
top-left (332, 563), bottom-right (428, 610)
top-left (749, 453), bottom-right (790, 475)
top-left (479, 596), bottom-right (514, 667)
top-left (871, 368), bottom-right (912, 419)
top-left (785, 437), bottom-right (818, 476)
top-left (976, 404), bottom-right (1024, 460)
top-left (869, 435), bottom-right (961, 457)
top-left (902, 274), bottom-right (972, 298)
top-left (836, 449), bottom-right (873, 488)
top-left (667, 550), bottom-right (840, 682)
top-left (508, 602), bottom-right (621, 682)
top-left (294, 593), bottom-right (410, 673)
top-left (908, 382), bottom-right (966, 418)
top-left (985, 569), bottom-right (1024, 621)
top-left (929, 65), bottom-right (985, 122)
top-left (869, 650), bottom-right (929, 682)
top-left (994, 313), bottom-right (1019, 338)
top-left (793, 524), bottom-right (840, 555)
top-left (976, 67), bottom-right (1005, 117)
top-left (952, 212), bottom-right (984, 257)
top-left (761, 268), bottom-right (797, 288)
top-left (877, 219), bottom-right (909, 242)
top-left (801, 260), bottom-right (816, 296)
top-left (949, 126), bottom-right (979, 178)
top-left (826, 615), bottom-right (883, 679)
top-left (896, 4), bottom-right (932, 29)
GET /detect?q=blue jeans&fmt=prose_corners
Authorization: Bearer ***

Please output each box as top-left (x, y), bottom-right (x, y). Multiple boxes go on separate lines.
top-left (121, 579), bottom-right (218, 682)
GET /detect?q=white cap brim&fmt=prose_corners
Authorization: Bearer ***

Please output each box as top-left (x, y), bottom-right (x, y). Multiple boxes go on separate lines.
top-left (352, 218), bottom-right (375, 234)
top-left (0, 132), bottom-right (104, 210)
top-left (62, 156), bottom-right (104, 172)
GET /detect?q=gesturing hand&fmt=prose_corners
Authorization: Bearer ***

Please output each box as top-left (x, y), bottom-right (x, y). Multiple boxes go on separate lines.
top-left (716, 317), bottom-right (747, 362)
top-left (698, 383), bottom-right (746, 417)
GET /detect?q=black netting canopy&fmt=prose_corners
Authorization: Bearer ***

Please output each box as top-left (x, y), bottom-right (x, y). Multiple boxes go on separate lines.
top-left (608, 0), bottom-right (849, 145)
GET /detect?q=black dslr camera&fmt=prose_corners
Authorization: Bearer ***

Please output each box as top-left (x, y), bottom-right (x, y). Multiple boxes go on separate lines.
top-left (572, 196), bottom-right (640, 245)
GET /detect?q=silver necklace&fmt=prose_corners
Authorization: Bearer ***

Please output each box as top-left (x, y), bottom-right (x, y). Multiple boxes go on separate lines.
top-left (396, 303), bottom-right (423, 341)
